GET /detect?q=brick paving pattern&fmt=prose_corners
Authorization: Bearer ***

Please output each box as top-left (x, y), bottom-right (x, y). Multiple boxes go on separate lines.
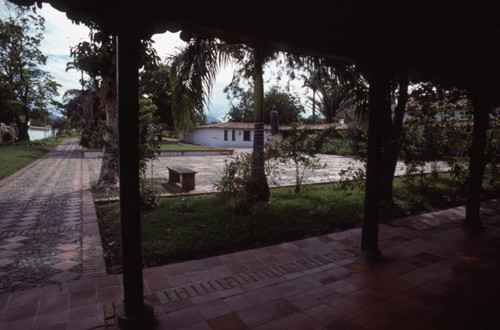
top-left (87, 150), bottom-right (448, 194)
top-left (0, 139), bottom-right (105, 294)
top-left (0, 141), bottom-right (496, 329)
top-left (0, 199), bottom-right (498, 329)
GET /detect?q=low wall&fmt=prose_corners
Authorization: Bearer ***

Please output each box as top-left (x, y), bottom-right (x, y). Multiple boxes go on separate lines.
top-left (83, 148), bottom-right (234, 159)
top-left (29, 126), bottom-right (57, 141)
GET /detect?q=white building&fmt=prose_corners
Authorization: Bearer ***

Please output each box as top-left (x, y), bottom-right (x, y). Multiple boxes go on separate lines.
top-left (181, 122), bottom-right (344, 149)
top-left (28, 125), bottom-right (57, 140)
top-left (181, 122), bottom-right (278, 148)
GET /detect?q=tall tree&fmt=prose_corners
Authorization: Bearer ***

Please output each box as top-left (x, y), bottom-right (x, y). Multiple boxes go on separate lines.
top-left (70, 26), bottom-right (119, 190)
top-left (169, 37), bottom-right (233, 133)
top-left (314, 64), bottom-right (368, 123)
top-left (225, 84), bottom-right (303, 124)
top-left (171, 38), bottom-right (274, 202)
top-left (0, 4), bottom-right (60, 140)
top-left (301, 71), bottom-right (322, 124)
top-left (139, 62), bottom-right (174, 129)
top-left (247, 46), bottom-right (270, 202)
top-left (378, 73), bottom-right (408, 205)
top-left (69, 24), bottom-right (158, 190)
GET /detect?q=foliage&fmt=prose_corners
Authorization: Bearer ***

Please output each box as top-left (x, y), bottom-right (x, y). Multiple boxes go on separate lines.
top-left (158, 143), bottom-right (215, 151)
top-left (400, 113), bottom-right (450, 189)
top-left (138, 98), bottom-right (162, 176)
top-left (169, 38), bottom-right (233, 132)
top-left (447, 109), bottom-right (500, 190)
top-left (97, 173), bottom-right (500, 270)
top-left (277, 126), bottom-right (327, 193)
top-left (69, 23), bottom-right (159, 189)
top-left (214, 152), bottom-right (253, 212)
top-left (223, 85), bottom-right (253, 122)
top-left (294, 60), bottom-right (369, 124)
top-left (321, 124), bottom-right (367, 158)
top-left (59, 89), bottom-right (85, 129)
top-left (224, 84), bottom-right (304, 124)
top-left (139, 62), bottom-right (174, 128)
top-left (0, 4), bottom-right (60, 140)
top-left (140, 186), bottom-right (160, 210)
top-left (338, 161), bottom-right (366, 198)
top-left (214, 148), bottom-right (281, 213)
top-left (80, 119), bottom-right (107, 148)
top-left (400, 83), bottom-right (470, 190)
top-left (484, 117), bottom-right (500, 187)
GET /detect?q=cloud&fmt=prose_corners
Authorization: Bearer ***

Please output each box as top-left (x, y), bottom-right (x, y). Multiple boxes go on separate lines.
top-left (151, 32), bottom-right (187, 59)
top-left (2, 0), bottom-right (310, 119)
top-left (41, 55), bottom-right (83, 97)
top-left (38, 4), bottom-right (90, 57)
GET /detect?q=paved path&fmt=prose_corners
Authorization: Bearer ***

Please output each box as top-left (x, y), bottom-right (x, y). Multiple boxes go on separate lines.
top-left (0, 139), bottom-right (105, 294)
top-left (87, 150), bottom-right (448, 194)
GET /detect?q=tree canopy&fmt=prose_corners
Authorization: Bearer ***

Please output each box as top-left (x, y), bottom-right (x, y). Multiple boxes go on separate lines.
top-left (0, 4), bottom-right (60, 140)
top-left (224, 84), bottom-right (303, 124)
top-left (139, 62), bottom-right (174, 128)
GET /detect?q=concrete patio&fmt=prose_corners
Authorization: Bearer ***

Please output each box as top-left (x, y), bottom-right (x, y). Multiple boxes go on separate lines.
top-left (1, 199), bottom-right (498, 329)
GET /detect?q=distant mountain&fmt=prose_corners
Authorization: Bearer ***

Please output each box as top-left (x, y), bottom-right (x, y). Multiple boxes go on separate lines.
top-left (206, 115), bottom-right (222, 124)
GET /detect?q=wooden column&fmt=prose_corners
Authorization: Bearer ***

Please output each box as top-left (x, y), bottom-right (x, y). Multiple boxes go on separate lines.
top-left (115, 31), bottom-right (154, 328)
top-left (361, 67), bottom-right (391, 261)
top-left (465, 89), bottom-right (492, 228)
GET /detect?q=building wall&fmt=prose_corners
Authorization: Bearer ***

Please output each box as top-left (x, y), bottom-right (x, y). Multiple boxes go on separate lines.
top-left (186, 128), bottom-right (277, 148)
top-left (29, 127), bottom-right (56, 141)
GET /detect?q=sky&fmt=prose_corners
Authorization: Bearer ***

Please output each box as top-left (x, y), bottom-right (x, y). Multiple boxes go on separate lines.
top-left (0, 0), bottom-right (310, 121)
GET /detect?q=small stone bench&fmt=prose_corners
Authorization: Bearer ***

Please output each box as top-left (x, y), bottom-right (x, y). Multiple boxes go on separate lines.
top-left (167, 165), bottom-right (197, 191)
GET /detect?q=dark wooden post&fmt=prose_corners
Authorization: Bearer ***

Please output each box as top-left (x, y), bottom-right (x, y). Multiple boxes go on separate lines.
top-left (465, 88), bottom-right (492, 228)
top-left (361, 67), bottom-right (391, 261)
top-left (115, 31), bottom-right (154, 328)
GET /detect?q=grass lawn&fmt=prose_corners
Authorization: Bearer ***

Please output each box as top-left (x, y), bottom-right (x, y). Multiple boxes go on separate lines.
top-left (96, 173), bottom-right (500, 272)
top-left (158, 143), bottom-right (218, 151)
top-left (0, 137), bottom-right (63, 180)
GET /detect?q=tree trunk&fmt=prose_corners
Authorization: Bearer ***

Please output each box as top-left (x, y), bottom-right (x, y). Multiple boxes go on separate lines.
top-left (15, 118), bottom-right (29, 141)
top-left (464, 89), bottom-right (492, 228)
top-left (379, 74), bottom-right (408, 205)
top-left (80, 90), bottom-right (100, 131)
top-left (247, 47), bottom-right (270, 203)
top-left (361, 66), bottom-right (391, 261)
top-left (312, 90), bottom-right (316, 124)
top-left (95, 75), bottom-right (119, 191)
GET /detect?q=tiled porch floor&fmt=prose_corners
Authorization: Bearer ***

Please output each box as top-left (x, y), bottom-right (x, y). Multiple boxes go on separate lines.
top-left (1, 199), bottom-right (499, 329)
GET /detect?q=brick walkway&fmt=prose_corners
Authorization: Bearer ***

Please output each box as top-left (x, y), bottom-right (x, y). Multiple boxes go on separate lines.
top-left (0, 139), bottom-right (105, 294)
top-left (0, 143), bottom-right (497, 329)
top-left (0, 199), bottom-right (498, 329)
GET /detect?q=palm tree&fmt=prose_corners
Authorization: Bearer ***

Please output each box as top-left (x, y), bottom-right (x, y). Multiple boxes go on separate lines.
top-left (311, 63), bottom-right (368, 123)
top-left (301, 71), bottom-right (323, 124)
top-left (171, 38), bottom-right (271, 202)
top-left (247, 47), bottom-right (270, 202)
top-left (169, 38), bottom-right (233, 133)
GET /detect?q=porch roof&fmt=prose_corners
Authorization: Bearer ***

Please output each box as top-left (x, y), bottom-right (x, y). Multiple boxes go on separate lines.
top-left (11, 0), bottom-right (499, 89)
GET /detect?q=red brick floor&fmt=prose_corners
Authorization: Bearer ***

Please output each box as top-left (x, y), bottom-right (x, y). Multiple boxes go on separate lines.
top-left (0, 199), bottom-right (499, 329)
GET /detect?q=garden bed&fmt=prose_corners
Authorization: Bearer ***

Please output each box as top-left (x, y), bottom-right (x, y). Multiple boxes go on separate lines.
top-left (96, 173), bottom-right (500, 274)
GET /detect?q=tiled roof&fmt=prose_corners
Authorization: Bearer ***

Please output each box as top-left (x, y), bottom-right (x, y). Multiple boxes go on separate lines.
top-left (195, 122), bottom-right (347, 131)
top-left (196, 122), bottom-right (271, 130)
